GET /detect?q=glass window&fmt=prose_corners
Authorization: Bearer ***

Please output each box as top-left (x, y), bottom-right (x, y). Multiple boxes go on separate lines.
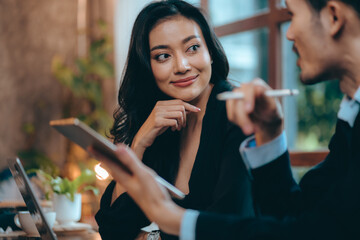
top-left (184, 0), bottom-right (201, 7)
top-left (278, 0), bottom-right (286, 8)
top-left (219, 28), bottom-right (268, 86)
top-left (281, 22), bottom-right (343, 151)
top-left (209, 0), bottom-right (268, 27)
top-left (281, 22), bottom-right (298, 149)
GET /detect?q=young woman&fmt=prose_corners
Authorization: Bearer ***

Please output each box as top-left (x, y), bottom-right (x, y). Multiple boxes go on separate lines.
top-left (95, 1), bottom-right (255, 239)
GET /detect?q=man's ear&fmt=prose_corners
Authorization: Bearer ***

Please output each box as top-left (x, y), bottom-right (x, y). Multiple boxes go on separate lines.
top-left (325, 1), bottom-right (346, 37)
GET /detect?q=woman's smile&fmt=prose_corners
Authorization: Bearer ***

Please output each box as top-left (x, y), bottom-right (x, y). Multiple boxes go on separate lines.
top-left (171, 75), bottom-right (199, 87)
top-left (149, 15), bottom-right (212, 102)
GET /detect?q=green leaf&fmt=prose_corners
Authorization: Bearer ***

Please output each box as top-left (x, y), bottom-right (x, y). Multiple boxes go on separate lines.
top-left (90, 61), bottom-right (114, 78)
top-left (73, 169), bottom-right (96, 189)
top-left (82, 185), bottom-right (99, 195)
top-left (22, 123), bottom-right (35, 135)
top-left (51, 21), bottom-right (113, 140)
top-left (65, 192), bottom-right (74, 202)
top-left (75, 58), bottom-right (89, 75)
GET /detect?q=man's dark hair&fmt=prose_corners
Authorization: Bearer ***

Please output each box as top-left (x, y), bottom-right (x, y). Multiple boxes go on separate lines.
top-left (307, 0), bottom-right (360, 15)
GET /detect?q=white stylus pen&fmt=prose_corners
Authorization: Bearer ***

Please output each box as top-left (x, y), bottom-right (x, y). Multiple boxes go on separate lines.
top-left (217, 89), bottom-right (299, 100)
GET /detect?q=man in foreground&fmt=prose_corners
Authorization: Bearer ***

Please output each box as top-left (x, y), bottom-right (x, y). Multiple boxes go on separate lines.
top-left (91, 0), bottom-right (360, 239)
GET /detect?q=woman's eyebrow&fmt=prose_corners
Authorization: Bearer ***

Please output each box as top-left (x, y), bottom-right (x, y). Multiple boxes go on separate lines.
top-left (150, 45), bottom-right (168, 52)
top-left (182, 35), bottom-right (200, 44)
top-left (150, 35), bottom-right (201, 52)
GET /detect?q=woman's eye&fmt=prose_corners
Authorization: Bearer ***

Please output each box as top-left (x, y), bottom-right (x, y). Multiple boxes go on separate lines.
top-left (155, 53), bottom-right (170, 62)
top-left (188, 44), bottom-right (200, 53)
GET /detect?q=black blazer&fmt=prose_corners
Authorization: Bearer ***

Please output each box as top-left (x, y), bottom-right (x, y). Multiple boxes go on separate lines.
top-left (195, 112), bottom-right (360, 240)
top-left (95, 81), bottom-right (256, 240)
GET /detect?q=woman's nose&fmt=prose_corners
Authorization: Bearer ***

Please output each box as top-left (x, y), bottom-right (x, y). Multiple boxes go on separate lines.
top-left (174, 55), bottom-right (191, 74)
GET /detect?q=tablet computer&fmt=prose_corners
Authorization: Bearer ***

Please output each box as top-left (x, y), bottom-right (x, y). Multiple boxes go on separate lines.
top-left (50, 118), bottom-right (185, 199)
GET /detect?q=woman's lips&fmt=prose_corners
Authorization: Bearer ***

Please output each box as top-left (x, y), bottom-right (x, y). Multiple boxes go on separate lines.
top-left (171, 75), bottom-right (198, 87)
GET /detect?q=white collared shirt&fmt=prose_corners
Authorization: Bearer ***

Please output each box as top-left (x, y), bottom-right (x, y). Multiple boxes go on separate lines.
top-left (338, 87), bottom-right (360, 127)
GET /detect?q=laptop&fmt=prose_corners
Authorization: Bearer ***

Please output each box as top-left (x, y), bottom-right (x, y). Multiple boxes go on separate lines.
top-left (7, 157), bottom-right (58, 240)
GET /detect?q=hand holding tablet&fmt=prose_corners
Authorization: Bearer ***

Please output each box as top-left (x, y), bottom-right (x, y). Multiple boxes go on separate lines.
top-left (50, 118), bottom-right (185, 199)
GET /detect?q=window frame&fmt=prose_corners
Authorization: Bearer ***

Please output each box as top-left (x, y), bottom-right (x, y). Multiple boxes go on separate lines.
top-left (200, 0), bottom-right (328, 166)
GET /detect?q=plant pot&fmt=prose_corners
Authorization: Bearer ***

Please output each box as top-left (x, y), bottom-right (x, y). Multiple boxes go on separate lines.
top-left (53, 193), bottom-right (81, 225)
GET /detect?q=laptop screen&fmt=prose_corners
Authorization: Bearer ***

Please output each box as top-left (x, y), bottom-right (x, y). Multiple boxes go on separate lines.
top-left (7, 158), bottom-right (57, 240)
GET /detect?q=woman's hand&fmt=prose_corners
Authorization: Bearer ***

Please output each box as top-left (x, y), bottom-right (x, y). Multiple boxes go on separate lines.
top-left (226, 78), bottom-right (284, 145)
top-left (89, 145), bottom-right (184, 236)
top-left (132, 99), bottom-right (201, 159)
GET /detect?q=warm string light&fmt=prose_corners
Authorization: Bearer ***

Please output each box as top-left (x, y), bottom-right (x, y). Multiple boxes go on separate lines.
top-left (95, 163), bottom-right (109, 180)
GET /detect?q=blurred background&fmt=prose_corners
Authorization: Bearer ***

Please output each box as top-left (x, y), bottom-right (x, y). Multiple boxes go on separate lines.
top-left (0, 0), bottom-right (343, 221)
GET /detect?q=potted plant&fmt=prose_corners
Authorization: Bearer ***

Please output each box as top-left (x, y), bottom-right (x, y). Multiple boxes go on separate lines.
top-left (32, 169), bottom-right (99, 225)
top-left (51, 20), bottom-right (114, 190)
top-left (51, 20), bottom-right (114, 134)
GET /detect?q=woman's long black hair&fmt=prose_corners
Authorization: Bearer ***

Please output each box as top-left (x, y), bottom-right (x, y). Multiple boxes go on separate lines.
top-left (110, 0), bottom-right (229, 183)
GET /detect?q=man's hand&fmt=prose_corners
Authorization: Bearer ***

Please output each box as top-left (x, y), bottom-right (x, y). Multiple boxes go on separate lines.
top-left (226, 78), bottom-right (284, 145)
top-left (89, 145), bottom-right (185, 236)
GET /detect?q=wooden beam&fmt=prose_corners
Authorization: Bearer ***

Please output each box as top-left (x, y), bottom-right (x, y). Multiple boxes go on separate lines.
top-left (200, 0), bottom-right (208, 10)
top-left (214, 13), bottom-right (269, 37)
top-left (290, 151), bottom-right (328, 166)
top-left (268, 1), bottom-right (284, 88)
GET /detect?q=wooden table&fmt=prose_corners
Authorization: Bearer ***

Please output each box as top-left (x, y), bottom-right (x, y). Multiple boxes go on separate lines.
top-left (0, 231), bottom-right (101, 240)
top-left (1, 202), bottom-right (101, 240)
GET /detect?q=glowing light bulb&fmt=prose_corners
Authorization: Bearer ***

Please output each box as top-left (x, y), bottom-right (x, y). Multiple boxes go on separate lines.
top-left (95, 163), bottom-right (109, 180)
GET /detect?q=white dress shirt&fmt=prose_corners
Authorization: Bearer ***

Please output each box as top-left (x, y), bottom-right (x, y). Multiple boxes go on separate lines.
top-left (337, 87), bottom-right (360, 127)
top-left (180, 87), bottom-right (360, 240)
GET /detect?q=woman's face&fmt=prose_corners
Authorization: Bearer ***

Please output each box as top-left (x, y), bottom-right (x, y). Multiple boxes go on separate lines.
top-left (149, 16), bottom-right (212, 102)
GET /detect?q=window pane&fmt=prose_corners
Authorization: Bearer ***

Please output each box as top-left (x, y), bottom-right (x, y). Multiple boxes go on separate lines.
top-left (184, 0), bottom-right (201, 7)
top-left (219, 28), bottom-right (268, 86)
top-left (281, 22), bottom-right (343, 151)
top-left (278, 0), bottom-right (286, 8)
top-left (209, 0), bottom-right (268, 27)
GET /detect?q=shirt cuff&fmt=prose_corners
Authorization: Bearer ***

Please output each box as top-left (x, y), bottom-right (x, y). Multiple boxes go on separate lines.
top-left (180, 209), bottom-right (200, 240)
top-left (240, 131), bottom-right (287, 169)
top-left (337, 93), bottom-right (360, 127)
top-left (141, 222), bottom-right (159, 232)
